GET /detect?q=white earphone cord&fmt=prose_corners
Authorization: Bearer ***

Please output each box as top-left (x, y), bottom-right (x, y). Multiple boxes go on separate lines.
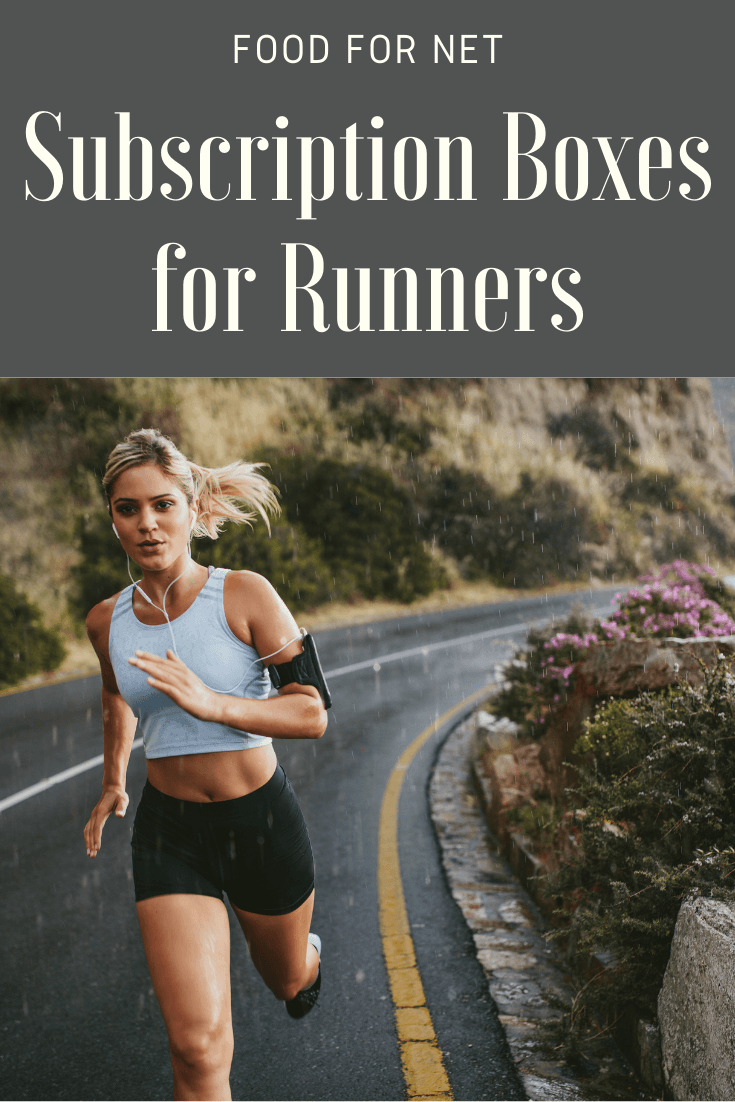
top-left (127, 557), bottom-right (302, 694)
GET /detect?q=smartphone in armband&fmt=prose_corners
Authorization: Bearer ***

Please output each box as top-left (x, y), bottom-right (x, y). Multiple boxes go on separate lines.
top-left (268, 633), bottom-right (332, 709)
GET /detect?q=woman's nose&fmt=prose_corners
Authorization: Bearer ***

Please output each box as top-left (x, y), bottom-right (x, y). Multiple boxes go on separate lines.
top-left (137, 509), bottom-right (158, 532)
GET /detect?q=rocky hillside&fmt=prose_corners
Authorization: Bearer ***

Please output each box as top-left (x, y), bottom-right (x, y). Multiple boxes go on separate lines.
top-left (1, 377), bottom-right (733, 647)
top-left (472, 376), bottom-right (732, 483)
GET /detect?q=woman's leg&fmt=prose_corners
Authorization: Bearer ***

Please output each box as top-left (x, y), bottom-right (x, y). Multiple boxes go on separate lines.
top-left (232, 889), bottom-right (319, 1002)
top-left (137, 894), bottom-right (234, 1102)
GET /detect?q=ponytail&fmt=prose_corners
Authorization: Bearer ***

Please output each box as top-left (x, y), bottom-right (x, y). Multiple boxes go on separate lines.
top-left (189, 461), bottom-right (280, 539)
top-left (103, 428), bottom-right (280, 539)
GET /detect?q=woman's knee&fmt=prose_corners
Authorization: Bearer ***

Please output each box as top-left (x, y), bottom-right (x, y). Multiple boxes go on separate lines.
top-left (169, 1019), bottom-right (233, 1076)
top-left (257, 967), bottom-right (305, 1002)
top-left (274, 978), bottom-right (300, 1002)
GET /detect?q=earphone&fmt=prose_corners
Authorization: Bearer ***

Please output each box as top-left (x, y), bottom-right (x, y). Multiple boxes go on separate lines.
top-left (114, 523), bottom-right (301, 694)
top-left (127, 564), bottom-right (302, 693)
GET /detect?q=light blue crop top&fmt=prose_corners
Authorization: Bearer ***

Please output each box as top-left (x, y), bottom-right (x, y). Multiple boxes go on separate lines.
top-left (108, 567), bottom-right (273, 759)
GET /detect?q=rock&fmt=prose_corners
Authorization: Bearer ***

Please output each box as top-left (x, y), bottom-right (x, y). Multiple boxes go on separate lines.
top-left (616, 1009), bottom-right (664, 1095)
top-left (658, 897), bottom-right (735, 1101)
top-left (484, 730), bottom-right (517, 755)
top-left (488, 743), bottom-right (547, 817)
top-left (475, 709), bottom-right (496, 730)
top-left (577, 636), bottom-right (735, 697)
top-left (634, 1019), bottom-right (663, 1096)
top-left (475, 710), bottom-right (521, 753)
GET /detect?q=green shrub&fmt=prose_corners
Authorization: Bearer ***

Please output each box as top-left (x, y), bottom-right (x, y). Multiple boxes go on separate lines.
top-left (425, 468), bottom-right (603, 587)
top-left (0, 571), bottom-right (66, 688)
top-left (548, 406), bottom-right (638, 472)
top-left (262, 451), bottom-right (446, 602)
top-left (193, 519), bottom-right (354, 613)
top-left (0, 379), bottom-right (159, 495)
top-left (68, 513), bottom-right (131, 619)
top-left (341, 398), bottom-right (433, 454)
top-left (548, 658), bottom-right (735, 1022)
top-left (489, 604), bottom-right (596, 738)
top-left (505, 799), bottom-right (559, 843)
top-left (620, 469), bottom-right (676, 508)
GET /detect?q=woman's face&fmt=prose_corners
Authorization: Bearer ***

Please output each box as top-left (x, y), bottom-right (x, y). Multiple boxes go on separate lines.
top-left (109, 464), bottom-right (196, 570)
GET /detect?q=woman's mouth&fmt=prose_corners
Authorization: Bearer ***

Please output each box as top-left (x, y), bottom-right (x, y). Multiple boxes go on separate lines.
top-left (138, 540), bottom-right (163, 549)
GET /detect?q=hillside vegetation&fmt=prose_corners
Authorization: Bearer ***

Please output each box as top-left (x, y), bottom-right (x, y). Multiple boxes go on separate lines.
top-left (1, 377), bottom-right (734, 683)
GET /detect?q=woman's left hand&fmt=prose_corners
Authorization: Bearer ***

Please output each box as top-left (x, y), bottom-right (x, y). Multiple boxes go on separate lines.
top-left (128, 650), bottom-right (222, 722)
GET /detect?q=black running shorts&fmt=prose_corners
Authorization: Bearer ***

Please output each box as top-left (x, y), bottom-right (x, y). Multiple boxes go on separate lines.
top-left (131, 765), bottom-right (315, 915)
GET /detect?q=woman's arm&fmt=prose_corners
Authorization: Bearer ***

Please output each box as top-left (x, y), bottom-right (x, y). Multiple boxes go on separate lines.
top-left (128, 571), bottom-right (328, 740)
top-left (83, 598), bottom-right (139, 858)
top-left (126, 652), bottom-right (326, 738)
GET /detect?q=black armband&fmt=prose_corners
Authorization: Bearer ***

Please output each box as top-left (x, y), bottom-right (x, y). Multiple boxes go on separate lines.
top-left (268, 633), bottom-right (332, 709)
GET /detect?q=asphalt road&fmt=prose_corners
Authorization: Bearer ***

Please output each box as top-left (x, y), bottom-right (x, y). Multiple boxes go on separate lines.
top-left (0, 586), bottom-right (622, 1102)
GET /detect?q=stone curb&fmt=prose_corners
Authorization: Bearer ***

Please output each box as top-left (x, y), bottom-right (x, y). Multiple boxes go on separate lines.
top-left (429, 709), bottom-right (652, 1101)
top-left (471, 754), bottom-right (665, 1099)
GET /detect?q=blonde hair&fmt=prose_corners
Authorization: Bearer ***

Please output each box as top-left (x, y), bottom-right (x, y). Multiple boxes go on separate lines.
top-left (102, 428), bottom-right (280, 539)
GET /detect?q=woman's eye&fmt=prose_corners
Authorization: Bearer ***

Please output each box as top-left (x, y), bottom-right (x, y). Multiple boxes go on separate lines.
top-left (157, 501), bottom-right (174, 510)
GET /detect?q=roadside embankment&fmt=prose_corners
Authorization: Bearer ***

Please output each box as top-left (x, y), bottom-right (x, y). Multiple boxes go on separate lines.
top-left (469, 630), bottom-right (735, 1099)
top-left (431, 708), bottom-right (648, 1100)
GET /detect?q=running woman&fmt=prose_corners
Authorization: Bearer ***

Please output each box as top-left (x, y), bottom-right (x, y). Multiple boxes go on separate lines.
top-left (83, 428), bottom-right (326, 1102)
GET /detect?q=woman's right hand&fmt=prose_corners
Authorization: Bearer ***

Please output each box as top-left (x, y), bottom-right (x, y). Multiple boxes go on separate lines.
top-left (84, 786), bottom-right (129, 858)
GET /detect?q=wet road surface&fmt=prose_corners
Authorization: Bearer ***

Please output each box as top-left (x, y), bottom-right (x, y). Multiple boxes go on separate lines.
top-left (0, 587), bottom-right (621, 1101)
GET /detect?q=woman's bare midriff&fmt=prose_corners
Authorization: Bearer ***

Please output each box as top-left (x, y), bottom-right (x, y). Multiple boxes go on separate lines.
top-left (146, 743), bottom-right (279, 802)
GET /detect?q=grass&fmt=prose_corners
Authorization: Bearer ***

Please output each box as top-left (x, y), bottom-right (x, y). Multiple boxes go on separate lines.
top-left (174, 377), bottom-right (332, 466)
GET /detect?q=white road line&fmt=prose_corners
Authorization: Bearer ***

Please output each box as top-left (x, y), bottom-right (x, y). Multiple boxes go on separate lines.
top-left (327, 604), bottom-right (613, 677)
top-left (328, 623), bottom-right (529, 677)
top-left (0, 738), bottom-right (144, 814)
top-left (0, 602), bottom-right (615, 814)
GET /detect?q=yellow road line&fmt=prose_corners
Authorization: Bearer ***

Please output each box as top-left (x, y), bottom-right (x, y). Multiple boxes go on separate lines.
top-left (377, 684), bottom-right (494, 1101)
